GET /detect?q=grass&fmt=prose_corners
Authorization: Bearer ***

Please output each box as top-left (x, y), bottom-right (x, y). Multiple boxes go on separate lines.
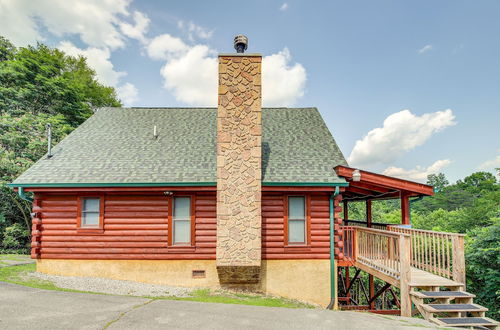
top-left (0, 254), bottom-right (31, 261)
top-left (159, 288), bottom-right (315, 309)
top-left (0, 262), bottom-right (315, 309)
top-left (0, 263), bottom-right (107, 295)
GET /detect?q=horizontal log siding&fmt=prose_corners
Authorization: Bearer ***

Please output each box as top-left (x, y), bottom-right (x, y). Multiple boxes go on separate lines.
top-left (262, 193), bottom-right (331, 259)
top-left (33, 192), bottom-right (216, 260)
top-left (32, 191), bottom-right (332, 260)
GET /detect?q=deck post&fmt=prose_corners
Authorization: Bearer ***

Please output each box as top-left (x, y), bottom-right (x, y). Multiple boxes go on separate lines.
top-left (366, 199), bottom-right (375, 309)
top-left (345, 267), bottom-right (351, 304)
top-left (366, 199), bottom-right (372, 228)
top-left (343, 201), bottom-right (348, 222)
top-left (399, 234), bottom-right (412, 317)
top-left (452, 235), bottom-right (466, 287)
top-left (401, 192), bottom-right (410, 225)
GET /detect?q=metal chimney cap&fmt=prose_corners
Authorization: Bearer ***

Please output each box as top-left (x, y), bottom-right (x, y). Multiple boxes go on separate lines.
top-left (234, 34), bottom-right (248, 53)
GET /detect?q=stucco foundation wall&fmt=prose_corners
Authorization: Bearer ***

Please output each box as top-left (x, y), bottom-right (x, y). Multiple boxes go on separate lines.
top-left (37, 259), bottom-right (332, 306)
top-left (261, 259), bottom-right (331, 307)
top-left (36, 259), bottom-right (221, 288)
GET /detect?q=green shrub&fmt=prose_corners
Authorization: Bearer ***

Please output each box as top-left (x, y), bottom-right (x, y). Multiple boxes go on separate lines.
top-left (2, 223), bottom-right (29, 249)
top-left (466, 219), bottom-right (500, 319)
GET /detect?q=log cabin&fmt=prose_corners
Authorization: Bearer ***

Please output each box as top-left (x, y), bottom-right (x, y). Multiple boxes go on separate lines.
top-left (9, 36), bottom-right (498, 328)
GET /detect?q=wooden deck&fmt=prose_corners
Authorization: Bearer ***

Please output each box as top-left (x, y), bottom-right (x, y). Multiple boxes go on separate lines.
top-left (409, 268), bottom-right (463, 288)
top-left (354, 262), bottom-right (463, 289)
top-left (337, 226), bottom-right (498, 327)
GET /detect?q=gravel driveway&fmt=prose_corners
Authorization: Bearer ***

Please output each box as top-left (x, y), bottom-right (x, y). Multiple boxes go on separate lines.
top-left (0, 282), bottom-right (438, 329)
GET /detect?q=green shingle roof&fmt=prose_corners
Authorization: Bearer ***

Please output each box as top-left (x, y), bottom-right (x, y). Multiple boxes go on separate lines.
top-left (11, 107), bottom-right (348, 187)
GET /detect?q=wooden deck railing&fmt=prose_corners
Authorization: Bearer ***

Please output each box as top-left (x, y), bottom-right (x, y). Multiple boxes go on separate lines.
top-left (388, 226), bottom-right (466, 283)
top-left (353, 227), bottom-right (411, 281)
top-left (342, 226), bottom-right (413, 316)
top-left (340, 226), bottom-right (355, 261)
top-left (339, 225), bottom-right (465, 317)
top-left (344, 219), bottom-right (391, 231)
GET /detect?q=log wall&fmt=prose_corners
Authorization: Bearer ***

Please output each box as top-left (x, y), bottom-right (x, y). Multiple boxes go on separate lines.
top-left (31, 191), bottom-right (333, 260)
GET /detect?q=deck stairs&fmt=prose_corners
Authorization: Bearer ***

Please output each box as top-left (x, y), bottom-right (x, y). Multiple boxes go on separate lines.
top-left (410, 285), bottom-right (499, 329)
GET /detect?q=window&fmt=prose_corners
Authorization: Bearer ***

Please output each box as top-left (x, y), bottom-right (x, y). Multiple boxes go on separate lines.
top-left (288, 196), bottom-right (306, 244)
top-left (173, 197), bottom-right (191, 244)
top-left (82, 198), bottom-right (100, 226)
top-left (77, 196), bottom-right (104, 232)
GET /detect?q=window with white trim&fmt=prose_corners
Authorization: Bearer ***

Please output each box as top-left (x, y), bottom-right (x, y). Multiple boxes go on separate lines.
top-left (173, 196), bottom-right (191, 244)
top-left (288, 196), bottom-right (306, 244)
top-left (81, 197), bottom-right (100, 227)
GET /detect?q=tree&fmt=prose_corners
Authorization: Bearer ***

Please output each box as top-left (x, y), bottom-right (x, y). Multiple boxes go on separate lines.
top-left (0, 36), bottom-right (122, 243)
top-left (0, 113), bottom-right (74, 231)
top-left (0, 37), bottom-right (121, 125)
top-left (457, 171), bottom-right (497, 195)
top-left (426, 173), bottom-right (449, 192)
top-left (0, 36), bottom-right (15, 62)
top-left (413, 185), bottom-right (476, 214)
top-left (466, 220), bottom-right (500, 319)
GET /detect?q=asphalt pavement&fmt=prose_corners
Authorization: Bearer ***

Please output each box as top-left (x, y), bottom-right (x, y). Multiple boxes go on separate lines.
top-left (0, 282), bottom-right (438, 329)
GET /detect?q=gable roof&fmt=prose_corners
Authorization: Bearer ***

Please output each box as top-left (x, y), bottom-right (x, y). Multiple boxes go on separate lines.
top-left (11, 107), bottom-right (348, 187)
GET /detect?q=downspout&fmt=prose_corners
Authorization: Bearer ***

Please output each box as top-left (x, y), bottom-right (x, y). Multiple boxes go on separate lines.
top-left (327, 186), bottom-right (340, 310)
top-left (17, 187), bottom-right (34, 203)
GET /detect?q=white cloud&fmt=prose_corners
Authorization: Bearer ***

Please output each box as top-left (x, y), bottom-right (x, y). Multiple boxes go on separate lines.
top-left (477, 155), bottom-right (500, 171)
top-left (154, 43), bottom-right (306, 107)
top-left (418, 44), bottom-right (433, 54)
top-left (116, 83), bottom-right (139, 105)
top-left (280, 3), bottom-right (289, 11)
top-left (119, 11), bottom-right (150, 44)
top-left (383, 159), bottom-right (452, 182)
top-left (348, 109), bottom-right (456, 168)
top-left (177, 20), bottom-right (214, 41)
top-left (160, 45), bottom-right (218, 106)
top-left (147, 34), bottom-right (189, 61)
top-left (0, 0), bottom-right (147, 50)
top-left (262, 48), bottom-right (306, 106)
top-left (0, 0), bottom-right (41, 45)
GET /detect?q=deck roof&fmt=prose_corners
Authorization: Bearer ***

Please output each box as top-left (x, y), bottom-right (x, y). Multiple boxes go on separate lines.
top-left (334, 165), bottom-right (434, 200)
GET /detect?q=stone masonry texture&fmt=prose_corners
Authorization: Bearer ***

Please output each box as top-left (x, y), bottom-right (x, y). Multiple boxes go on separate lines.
top-left (216, 54), bottom-right (262, 281)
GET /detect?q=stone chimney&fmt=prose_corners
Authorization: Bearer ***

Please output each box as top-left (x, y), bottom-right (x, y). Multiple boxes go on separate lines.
top-left (216, 35), bottom-right (262, 286)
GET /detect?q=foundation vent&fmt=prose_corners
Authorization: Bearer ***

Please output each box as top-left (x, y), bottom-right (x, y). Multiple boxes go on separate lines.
top-left (192, 270), bottom-right (206, 278)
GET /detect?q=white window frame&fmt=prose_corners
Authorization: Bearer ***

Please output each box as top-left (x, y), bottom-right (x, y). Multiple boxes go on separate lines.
top-left (287, 196), bottom-right (306, 244)
top-left (172, 196), bottom-right (192, 245)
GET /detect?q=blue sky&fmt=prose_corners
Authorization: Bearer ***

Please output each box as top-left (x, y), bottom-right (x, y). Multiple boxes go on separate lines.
top-left (1, 0), bottom-right (499, 183)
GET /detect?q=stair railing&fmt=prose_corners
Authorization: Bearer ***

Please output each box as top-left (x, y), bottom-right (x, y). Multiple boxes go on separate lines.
top-left (352, 227), bottom-right (410, 280)
top-left (349, 226), bottom-right (413, 316)
top-left (388, 226), bottom-right (466, 284)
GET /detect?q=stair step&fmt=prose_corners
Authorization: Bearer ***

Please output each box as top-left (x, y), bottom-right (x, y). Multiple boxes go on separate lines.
top-left (411, 291), bottom-right (475, 299)
top-left (434, 317), bottom-right (499, 327)
top-left (423, 303), bottom-right (488, 313)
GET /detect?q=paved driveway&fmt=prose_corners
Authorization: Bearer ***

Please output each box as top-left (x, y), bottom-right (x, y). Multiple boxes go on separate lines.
top-left (0, 282), bottom-right (437, 329)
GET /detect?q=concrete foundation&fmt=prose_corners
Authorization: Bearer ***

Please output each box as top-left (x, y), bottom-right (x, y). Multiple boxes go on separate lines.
top-left (36, 259), bottom-right (332, 306)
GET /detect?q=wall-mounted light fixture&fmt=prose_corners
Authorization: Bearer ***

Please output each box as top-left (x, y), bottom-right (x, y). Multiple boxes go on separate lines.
top-left (352, 169), bottom-right (361, 182)
top-left (163, 191), bottom-right (173, 196)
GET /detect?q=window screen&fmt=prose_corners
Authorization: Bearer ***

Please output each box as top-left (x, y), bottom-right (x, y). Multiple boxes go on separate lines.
top-left (82, 198), bottom-right (100, 226)
top-left (288, 196), bottom-right (306, 243)
top-left (173, 197), bottom-right (191, 244)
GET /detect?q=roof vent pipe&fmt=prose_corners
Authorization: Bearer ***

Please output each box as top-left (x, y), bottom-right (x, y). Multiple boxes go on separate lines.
top-left (153, 125), bottom-right (158, 139)
top-left (234, 34), bottom-right (248, 53)
top-left (46, 124), bottom-right (52, 158)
